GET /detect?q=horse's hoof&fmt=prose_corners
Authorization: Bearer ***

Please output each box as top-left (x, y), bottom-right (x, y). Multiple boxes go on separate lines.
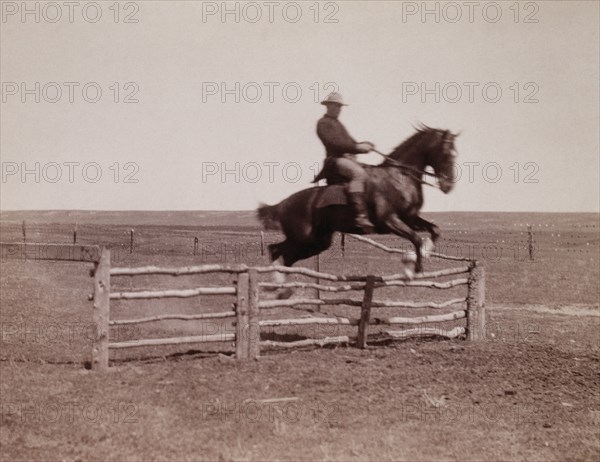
top-left (277, 288), bottom-right (294, 300)
top-left (421, 237), bottom-right (434, 258)
top-left (402, 251), bottom-right (417, 264)
top-left (403, 267), bottom-right (414, 280)
top-left (272, 272), bottom-right (286, 284)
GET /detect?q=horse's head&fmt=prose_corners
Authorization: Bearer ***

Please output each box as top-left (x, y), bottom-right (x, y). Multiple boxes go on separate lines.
top-left (423, 127), bottom-right (459, 193)
top-left (387, 124), bottom-right (459, 193)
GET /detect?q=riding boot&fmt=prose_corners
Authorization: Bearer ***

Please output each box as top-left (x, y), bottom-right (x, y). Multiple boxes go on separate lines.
top-left (348, 191), bottom-right (374, 234)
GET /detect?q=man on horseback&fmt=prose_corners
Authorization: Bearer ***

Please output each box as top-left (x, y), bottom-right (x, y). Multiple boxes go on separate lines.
top-left (316, 92), bottom-right (376, 233)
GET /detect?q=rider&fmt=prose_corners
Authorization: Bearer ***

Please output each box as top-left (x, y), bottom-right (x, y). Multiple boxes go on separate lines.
top-left (316, 92), bottom-right (375, 233)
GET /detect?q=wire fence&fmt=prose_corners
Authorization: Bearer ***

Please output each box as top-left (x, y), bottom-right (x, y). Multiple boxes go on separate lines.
top-left (1, 220), bottom-right (597, 266)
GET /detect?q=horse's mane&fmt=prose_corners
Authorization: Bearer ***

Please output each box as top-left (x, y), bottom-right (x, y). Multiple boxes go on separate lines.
top-left (388, 124), bottom-right (439, 161)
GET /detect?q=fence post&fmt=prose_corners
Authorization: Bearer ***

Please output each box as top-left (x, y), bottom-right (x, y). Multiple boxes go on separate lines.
top-left (73, 223), bottom-right (78, 244)
top-left (466, 262), bottom-right (485, 341)
top-left (193, 237), bottom-right (199, 256)
top-left (92, 247), bottom-right (111, 371)
top-left (129, 229), bottom-right (134, 254)
top-left (22, 220), bottom-right (26, 245)
top-left (260, 231), bottom-right (265, 257)
top-left (235, 272), bottom-right (249, 360)
top-left (527, 225), bottom-right (534, 261)
top-left (247, 269), bottom-right (260, 359)
top-left (357, 275), bottom-right (375, 348)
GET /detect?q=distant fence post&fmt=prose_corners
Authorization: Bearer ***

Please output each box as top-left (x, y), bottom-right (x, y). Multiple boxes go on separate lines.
top-left (247, 269), bottom-right (260, 359)
top-left (73, 223), bottom-right (78, 244)
top-left (527, 225), bottom-right (534, 261)
top-left (193, 237), bottom-right (199, 256)
top-left (260, 231), bottom-right (265, 257)
top-left (466, 263), bottom-right (485, 341)
top-left (341, 233), bottom-right (346, 258)
top-left (129, 229), bottom-right (134, 254)
top-left (92, 247), bottom-right (111, 371)
top-left (357, 275), bottom-right (375, 348)
top-left (235, 272), bottom-right (249, 360)
top-left (22, 220), bottom-right (26, 245)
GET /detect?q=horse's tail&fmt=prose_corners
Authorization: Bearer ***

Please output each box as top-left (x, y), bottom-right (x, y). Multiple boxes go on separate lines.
top-left (257, 203), bottom-right (281, 231)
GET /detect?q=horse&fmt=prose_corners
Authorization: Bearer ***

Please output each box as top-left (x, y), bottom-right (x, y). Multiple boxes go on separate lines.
top-left (257, 125), bottom-right (459, 295)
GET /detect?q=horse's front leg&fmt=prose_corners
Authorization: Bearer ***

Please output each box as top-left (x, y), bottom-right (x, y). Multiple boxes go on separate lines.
top-left (384, 215), bottom-right (424, 275)
top-left (409, 215), bottom-right (440, 242)
top-left (402, 215), bottom-right (440, 258)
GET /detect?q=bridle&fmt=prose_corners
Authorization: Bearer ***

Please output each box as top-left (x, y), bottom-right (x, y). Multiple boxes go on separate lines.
top-left (371, 148), bottom-right (453, 189)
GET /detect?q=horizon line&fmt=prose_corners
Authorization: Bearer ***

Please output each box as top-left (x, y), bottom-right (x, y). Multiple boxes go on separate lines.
top-left (1, 209), bottom-right (599, 215)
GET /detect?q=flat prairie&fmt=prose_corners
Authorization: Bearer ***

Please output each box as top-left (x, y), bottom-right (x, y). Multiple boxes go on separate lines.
top-left (0, 211), bottom-right (598, 461)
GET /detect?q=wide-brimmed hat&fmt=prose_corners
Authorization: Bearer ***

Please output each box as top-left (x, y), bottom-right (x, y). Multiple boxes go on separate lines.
top-left (320, 92), bottom-right (348, 106)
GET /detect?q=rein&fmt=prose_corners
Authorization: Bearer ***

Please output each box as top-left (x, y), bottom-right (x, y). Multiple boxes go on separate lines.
top-left (371, 149), bottom-right (441, 189)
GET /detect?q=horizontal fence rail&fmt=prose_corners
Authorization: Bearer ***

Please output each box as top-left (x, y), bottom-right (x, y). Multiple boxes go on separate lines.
top-left (258, 297), bottom-right (467, 310)
top-left (110, 264), bottom-right (248, 276)
top-left (375, 310), bottom-right (466, 325)
top-left (346, 234), bottom-right (474, 262)
top-left (259, 317), bottom-right (358, 327)
top-left (255, 264), bottom-right (471, 282)
top-left (110, 333), bottom-right (236, 350)
top-left (260, 336), bottom-right (354, 349)
top-left (110, 286), bottom-right (236, 300)
top-left (258, 277), bottom-right (469, 292)
top-left (386, 326), bottom-right (466, 340)
top-left (109, 311), bottom-right (236, 326)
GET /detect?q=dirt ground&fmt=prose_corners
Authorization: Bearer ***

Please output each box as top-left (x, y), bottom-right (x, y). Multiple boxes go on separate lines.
top-left (0, 212), bottom-right (598, 461)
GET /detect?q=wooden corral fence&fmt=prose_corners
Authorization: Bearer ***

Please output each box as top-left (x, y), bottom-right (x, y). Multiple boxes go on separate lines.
top-left (89, 240), bottom-right (485, 372)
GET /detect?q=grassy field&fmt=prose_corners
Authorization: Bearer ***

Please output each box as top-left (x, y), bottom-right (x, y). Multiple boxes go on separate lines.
top-left (0, 211), bottom-right (598, 461)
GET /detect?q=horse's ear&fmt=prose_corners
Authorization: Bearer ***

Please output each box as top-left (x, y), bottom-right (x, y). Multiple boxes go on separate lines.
top-left (454, 130), bottom-right (462, 137)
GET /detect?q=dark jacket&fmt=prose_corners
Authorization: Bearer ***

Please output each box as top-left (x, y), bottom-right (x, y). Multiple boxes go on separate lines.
top-left (316, 114), bottom-right (362, 158)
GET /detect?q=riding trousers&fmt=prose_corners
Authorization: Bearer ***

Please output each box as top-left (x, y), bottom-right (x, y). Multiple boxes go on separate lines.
top-left (333, 155), bottom-right (368, 193)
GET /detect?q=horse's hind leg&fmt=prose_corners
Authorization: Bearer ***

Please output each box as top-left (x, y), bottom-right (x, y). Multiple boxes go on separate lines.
top-left (268, 241), bottom-right (284, 262)
top-left (266, 234), bottom-right (333, 299)
top-left (264, 240), bottom-right (297, 299)
top-left (264, 240), bottom-right (287, 285)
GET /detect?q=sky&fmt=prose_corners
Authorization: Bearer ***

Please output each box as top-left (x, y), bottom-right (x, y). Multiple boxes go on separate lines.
top-left (1, 0), bottom-right (598, 212)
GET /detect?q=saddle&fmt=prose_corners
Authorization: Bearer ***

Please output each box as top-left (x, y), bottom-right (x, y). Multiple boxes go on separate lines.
top-left (312, 158), bottom-right (352, 209)
top-left (312, 157), bottom-right (346, 186)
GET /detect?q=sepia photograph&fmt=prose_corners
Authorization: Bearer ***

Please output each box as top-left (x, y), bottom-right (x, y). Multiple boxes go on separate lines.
top-left (1, 1), bottom-right (598, 461)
